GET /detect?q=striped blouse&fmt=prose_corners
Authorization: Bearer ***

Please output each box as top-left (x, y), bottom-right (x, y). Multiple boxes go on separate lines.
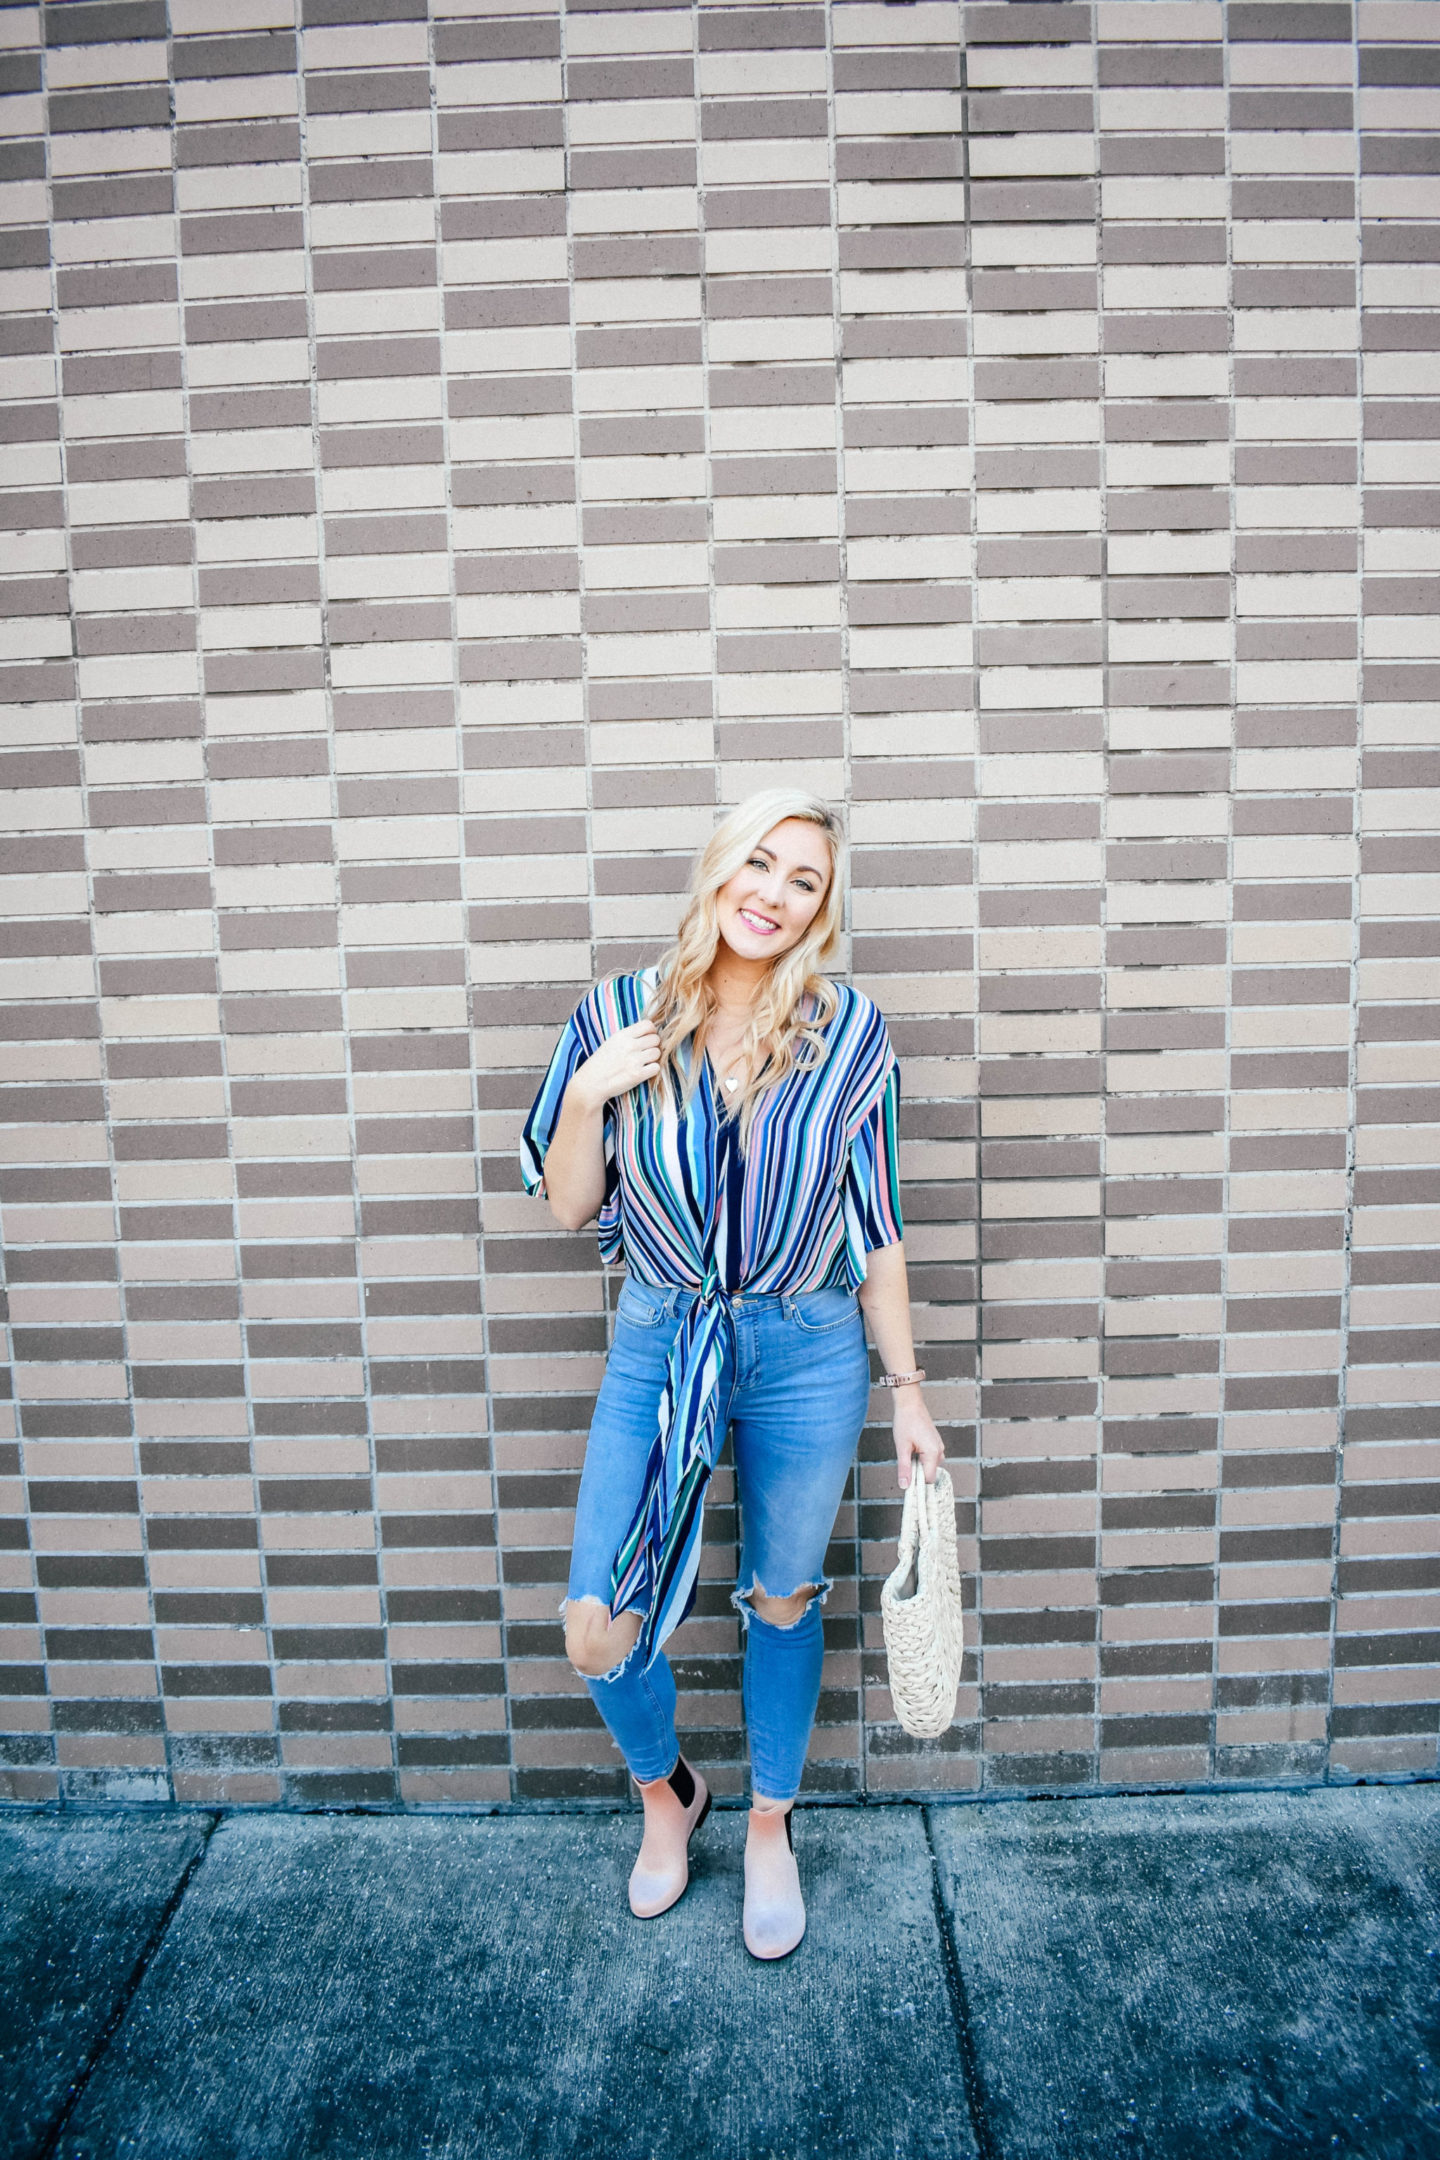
top-left (520, 966), bottom-right (902, 1666)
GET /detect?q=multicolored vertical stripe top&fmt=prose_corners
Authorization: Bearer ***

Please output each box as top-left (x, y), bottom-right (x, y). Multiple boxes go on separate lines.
top-left (520, 967), bottom-right (903, 1667)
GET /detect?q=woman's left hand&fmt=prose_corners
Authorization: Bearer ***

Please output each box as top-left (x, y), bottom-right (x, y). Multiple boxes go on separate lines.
top-left (893, 1389), bottom-right (945, 1488)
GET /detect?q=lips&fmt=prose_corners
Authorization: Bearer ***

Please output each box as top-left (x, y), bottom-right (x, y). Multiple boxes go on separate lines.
top-left (738, 908), bottom-right (780, 936)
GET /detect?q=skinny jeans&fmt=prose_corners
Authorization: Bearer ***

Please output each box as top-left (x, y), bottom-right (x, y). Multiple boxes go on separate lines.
top-left (566, 1275), bottom-right (871, 1802)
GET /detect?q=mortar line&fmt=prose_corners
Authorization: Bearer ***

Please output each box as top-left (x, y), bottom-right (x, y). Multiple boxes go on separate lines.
top-left (1329, 0), bottom-right (1366, 1786)
top-left (292, 17), bottom-right (396, 1807)
top-left (33, 1810), bottom-right (220, 2160)
top-left (1217, 0), bottom-right (1237, 1795)
top-left (424, 0), bottom-right (489, 1817)
top-left (165, 0), bottom-right (276, 1816)
top-left (38, 6), bottom-right (172, 1809)
top-left (13, 1758), bottom-right (1429, 1825)
top-left (1091, 4), bottom-right (1107, 1796)
top-left (821, 0), bottom-right (864, 1810)
top-left (921, 1803), bottom-right (1000, 2160)
top-left (28, 8), bottom-right (94, 1813)
top-left (957, 0), bottom-right (984, 1800)
top-left (691, 0), bottom-right (739, 1805)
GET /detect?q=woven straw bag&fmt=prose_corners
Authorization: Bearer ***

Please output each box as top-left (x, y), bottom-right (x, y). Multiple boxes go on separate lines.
top-left (881, 1466), bottom-right (965, 1739)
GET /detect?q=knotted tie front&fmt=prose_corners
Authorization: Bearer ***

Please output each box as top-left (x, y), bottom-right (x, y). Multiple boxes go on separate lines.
top-left (609, 1083), bottom-right (747, 1668)
top-left (608, 1258), bottom-right (734, 1669)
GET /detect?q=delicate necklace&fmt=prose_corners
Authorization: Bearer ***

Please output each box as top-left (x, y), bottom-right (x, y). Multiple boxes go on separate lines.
top-left (712, 1017), bottom-right (745, 1094)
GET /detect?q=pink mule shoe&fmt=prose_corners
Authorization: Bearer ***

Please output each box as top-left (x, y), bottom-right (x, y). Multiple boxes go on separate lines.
top-left (628, 1756), bottom-right (712, 1919)
top-left (743, 1804), bottom-right (805, 1960)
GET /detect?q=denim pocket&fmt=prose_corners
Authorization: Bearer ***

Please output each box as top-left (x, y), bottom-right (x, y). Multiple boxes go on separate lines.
top-left (615, 1276), bottom-right (672, 1329)
top-left (787, 1286), bottom-right (860, 1336)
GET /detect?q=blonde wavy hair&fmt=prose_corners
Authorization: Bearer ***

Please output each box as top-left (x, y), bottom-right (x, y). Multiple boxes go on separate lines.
top-left (645, 788), bottom-right (846, 1140)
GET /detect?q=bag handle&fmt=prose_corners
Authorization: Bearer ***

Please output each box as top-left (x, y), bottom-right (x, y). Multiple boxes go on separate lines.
top-left (895, 1469), bottom-right (920, 1574)
top-left (899, 1467), bottom-right (935, 1562)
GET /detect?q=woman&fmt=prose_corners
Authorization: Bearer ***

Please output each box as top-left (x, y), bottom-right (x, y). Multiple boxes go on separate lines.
top-left (520, 788), bottom-right (944, 1959)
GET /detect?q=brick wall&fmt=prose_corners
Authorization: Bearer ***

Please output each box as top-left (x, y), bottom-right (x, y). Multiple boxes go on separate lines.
top-left (1, 0), bottom-right (1437, 1810)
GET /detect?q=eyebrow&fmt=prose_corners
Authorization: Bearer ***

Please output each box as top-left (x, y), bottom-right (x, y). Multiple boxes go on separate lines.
top-left (754, 846), bottom-right (827, 881)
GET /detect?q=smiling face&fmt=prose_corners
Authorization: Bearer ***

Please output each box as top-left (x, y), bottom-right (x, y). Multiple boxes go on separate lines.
top-left (713, 818), bottom-right (832, 967)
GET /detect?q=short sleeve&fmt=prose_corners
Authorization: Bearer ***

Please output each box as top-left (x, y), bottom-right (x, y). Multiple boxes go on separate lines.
top-left (519, 986), bottom-right (615, 1203)
top-left (843, 1058), bottom-right (903, 1257)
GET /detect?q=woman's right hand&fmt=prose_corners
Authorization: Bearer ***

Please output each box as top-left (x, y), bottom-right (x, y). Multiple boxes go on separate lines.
top-left (570, 1019), bottom-right (661, 1111)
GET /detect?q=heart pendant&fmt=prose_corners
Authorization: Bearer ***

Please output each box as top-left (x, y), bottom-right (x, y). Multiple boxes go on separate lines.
top-left (725, 1074), bottom-right (739, 1091)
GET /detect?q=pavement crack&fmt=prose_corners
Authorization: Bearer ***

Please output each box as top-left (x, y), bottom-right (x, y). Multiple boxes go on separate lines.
top-left (32, 1812), bottom-right (221, 2160)
top-left (922, 1807), bottom-right (1001, 2160)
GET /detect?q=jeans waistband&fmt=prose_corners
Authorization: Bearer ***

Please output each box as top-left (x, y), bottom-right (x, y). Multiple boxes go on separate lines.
top-left (632, 1282), bottom-right (850, 1317)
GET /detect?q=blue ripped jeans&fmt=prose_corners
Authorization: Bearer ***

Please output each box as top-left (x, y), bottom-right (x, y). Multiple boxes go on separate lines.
top-left (567, 1276), bottom-right (872, 1802)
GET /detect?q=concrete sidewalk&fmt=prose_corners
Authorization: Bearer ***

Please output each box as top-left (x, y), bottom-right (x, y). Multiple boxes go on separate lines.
top-left (3, 1785), bottom-right (1436, 2160)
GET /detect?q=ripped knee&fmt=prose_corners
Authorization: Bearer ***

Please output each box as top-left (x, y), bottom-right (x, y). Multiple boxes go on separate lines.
top-left (564, 1596), bottom-right (641, 1680)
top-left (743, 1580), bottom-right (821, 1631)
